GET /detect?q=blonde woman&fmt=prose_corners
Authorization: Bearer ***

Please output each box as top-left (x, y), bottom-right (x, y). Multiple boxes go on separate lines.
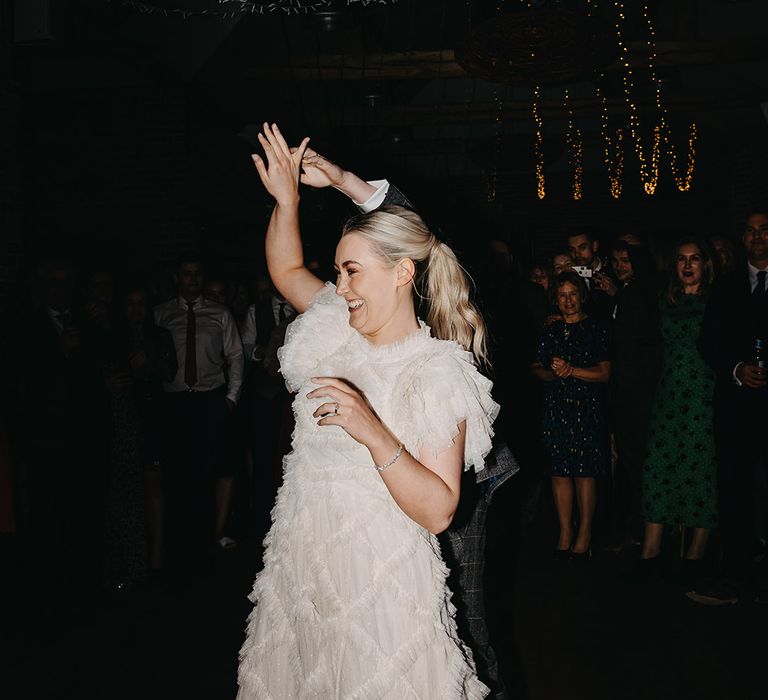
top-left (237, 124), bottom-right (498, 699)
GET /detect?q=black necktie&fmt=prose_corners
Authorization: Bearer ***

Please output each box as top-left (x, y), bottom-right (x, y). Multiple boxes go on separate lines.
top-left (278, 302), bottom-right (288, 322)
top-left (185, 302), bottom-right (197, 387)
top-left (755, 270), bottom-right (767, 300)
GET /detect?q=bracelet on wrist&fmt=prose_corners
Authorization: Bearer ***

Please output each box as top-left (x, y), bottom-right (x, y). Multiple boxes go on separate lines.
top-left (374, 444), bottom-right (404, 472)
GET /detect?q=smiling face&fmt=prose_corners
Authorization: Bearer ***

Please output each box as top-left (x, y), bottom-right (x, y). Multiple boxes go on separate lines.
top-left (675, 243), bottom-right (704, 289)
top-left (555, 280), bottom-right (582, 318)
top-left (334, 233), bottom-right (413, 343)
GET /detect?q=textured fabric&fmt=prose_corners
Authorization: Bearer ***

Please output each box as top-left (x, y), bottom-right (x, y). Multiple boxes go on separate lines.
top-left (536, 317), bottom-right (609, 477)
top-left (642, 295), bottom-right (718, 528)
top-left (237, 284), bottom-right (497, 699)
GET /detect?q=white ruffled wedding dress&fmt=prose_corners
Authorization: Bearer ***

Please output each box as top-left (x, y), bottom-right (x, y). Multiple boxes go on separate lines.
top-left (237, 284), bottom-right (499, 700)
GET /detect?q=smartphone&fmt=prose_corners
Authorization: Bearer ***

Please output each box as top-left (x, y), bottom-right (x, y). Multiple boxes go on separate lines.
top-left (572, 265), bottom-right (593, 279)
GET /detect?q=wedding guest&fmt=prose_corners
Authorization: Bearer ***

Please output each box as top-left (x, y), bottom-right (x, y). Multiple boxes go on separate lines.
top-left (552, 249), bottom-right (574, 277)
top-left (532, 272), bottom-right (610, 561)
top-left (598, 236), bottom-right (662, 548)
top-left (107, 281), bottom-right (177, 576)
top-left (567, 230), bottom-right (614, 321)
top-left (693, 208), bottom-right (768, 605)
top-left (154, 253), bottom-right (244, 563)
top-left (527, 261), bottom-right (551, 293)
top-left (631, 238), bottom-right (717, 582)
top-left (709, 234), bottom-right (737, 276)
top-left (204, 276), bottom-right (230, 306)
top-left (18, 257), bottom-right (110, 597)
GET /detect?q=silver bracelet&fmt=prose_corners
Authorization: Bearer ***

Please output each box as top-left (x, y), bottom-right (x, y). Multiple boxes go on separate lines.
top-left (374, 444), bottom-right (404, 472)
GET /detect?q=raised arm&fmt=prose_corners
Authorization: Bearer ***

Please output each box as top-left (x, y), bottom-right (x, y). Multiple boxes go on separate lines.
top-left (299, 148), bottom-right (379, 204)
top-left (251, 123), bottom-right (324, 314)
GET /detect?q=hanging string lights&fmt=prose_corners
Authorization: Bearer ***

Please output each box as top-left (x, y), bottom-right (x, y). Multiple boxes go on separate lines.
top-left (525, 1), bottom-right (546, 199)
top-left (668, 123), bottom-right (697, 192)
top-left (488, 87), bottom-right (505, 203)
top-left (597, 77), bottom-right (625, 200)
top-left (532, 85), bottom-right (546, 200)
top-left (612, 0), bottom-right (661, 195)
top-left (640, 0), bottom-right (697, 192)
top-left (563, 88), bottom-right (583, 201)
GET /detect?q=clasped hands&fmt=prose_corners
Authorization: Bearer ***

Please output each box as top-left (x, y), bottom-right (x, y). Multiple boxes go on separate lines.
top-left (551, 357), bottom-right (574, 379)
top-left (307, 377), bottom-right (388, 448)
top-left (251, 122), bottom-right (348, 203)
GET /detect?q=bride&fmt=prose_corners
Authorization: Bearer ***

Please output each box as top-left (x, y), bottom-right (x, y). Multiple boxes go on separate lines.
top-left (237, 123), bottom-right (499, 699)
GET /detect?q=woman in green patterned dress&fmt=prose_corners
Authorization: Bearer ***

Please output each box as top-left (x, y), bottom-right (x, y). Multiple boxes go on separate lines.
top-left (637, 237), bottom-right (717, 573)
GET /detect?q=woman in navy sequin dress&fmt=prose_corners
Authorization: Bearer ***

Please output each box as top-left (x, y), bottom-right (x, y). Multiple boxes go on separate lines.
top-left (532, 272), bottom-right (610, 559)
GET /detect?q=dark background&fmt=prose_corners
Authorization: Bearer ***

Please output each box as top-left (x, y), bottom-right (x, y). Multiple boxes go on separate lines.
top-left (1, 0), bottom-right (768, 301)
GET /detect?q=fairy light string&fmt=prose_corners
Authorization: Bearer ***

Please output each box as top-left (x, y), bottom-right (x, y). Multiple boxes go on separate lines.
top-left (640, 0), bottom-right (697, 192)
top-left (525, 1), bottom-right (545, 199)
top-left (612, 0), bottom-right (661, 195)
top-left (488, 87), bottom-right (505, 203)
top-left (563, 88), bottom-right (583, 201)
top-left (487, 0), bottom-right (507, 203)
top-left (532, 85), bottom-right (546, 200)
top-left (597, 78), bottom-right (624, 199)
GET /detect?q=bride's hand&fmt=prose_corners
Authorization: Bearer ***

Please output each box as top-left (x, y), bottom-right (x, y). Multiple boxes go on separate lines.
top-left (307, 377), bottom-right (389, 448)
top-left (251, 122), bottom-right (310, 207)
top-left (294, 147), bottom-right (346, 189)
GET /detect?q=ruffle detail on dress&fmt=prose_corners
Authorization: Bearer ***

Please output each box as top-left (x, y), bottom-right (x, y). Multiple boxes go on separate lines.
top-left (393, 344), bottom-right (500, 473)
top-left (278, 283), bottom-right (353, 393)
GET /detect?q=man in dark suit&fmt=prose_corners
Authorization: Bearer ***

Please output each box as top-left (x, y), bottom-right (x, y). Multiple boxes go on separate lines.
top-left (693, 208), bottom-right (768, 604)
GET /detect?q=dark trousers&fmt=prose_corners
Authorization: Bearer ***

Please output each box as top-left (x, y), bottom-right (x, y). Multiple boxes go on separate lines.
top-left (163, 386), bottom-right (229, 562)
top-left (440, 472), bottom-right (508, 700)
top-left (609, 382), bottom-right (655, 540)
top-left (714, 388), bottom-right (768, 577)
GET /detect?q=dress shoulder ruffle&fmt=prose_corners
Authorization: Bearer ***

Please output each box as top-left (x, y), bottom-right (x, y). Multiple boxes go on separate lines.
top-left (277, 283), bottom-right (352, 392)
top-left (392, 340), bottom-right (500, 473)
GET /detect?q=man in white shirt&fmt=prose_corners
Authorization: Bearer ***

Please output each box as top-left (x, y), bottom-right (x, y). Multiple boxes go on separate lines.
top-left (154, 253), bottom-right (244, 563)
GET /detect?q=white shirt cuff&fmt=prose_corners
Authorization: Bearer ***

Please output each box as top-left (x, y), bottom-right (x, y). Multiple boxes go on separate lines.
top-left (732, 362), bottom-right (743, 386)
top-left (354, 180), bottom-right (390, 213)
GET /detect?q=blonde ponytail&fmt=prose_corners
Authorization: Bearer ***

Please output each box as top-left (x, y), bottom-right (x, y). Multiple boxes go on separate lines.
top-left (342, 206), bottom-right (490, 368)
top-left (424, 240), bottom-right (489, 367)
